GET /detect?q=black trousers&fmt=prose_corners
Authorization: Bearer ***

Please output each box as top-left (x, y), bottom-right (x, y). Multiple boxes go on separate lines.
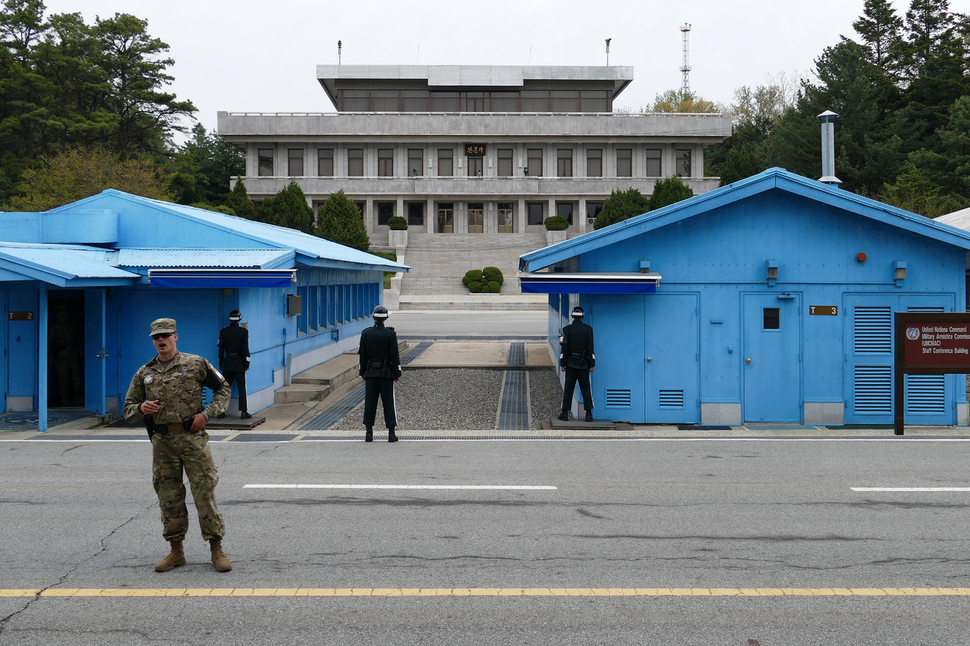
top-left (223, 370), bottom-right (247, 414)
top-left (363, 378), bottom-right (397, 429)
top-left (561, 368), bottom-right (593, 412)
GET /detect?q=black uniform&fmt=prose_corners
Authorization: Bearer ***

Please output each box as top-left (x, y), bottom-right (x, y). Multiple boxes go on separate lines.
top-left (217, 322), bottom-right (250, 415)
top-left (358, 322), bottom-right (402, 429)
top-left (560, 319), bottom-right (595, 415)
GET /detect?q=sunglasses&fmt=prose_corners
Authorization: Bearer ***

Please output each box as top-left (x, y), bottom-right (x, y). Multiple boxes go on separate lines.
top-left (151, 333), bottom-right (173, 340)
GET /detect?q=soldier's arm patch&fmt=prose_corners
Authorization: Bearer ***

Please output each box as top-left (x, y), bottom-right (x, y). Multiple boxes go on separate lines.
top-left (203, 361), bottom-right (227, 390)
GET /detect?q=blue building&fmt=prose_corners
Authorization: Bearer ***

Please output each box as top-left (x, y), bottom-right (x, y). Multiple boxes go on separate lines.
top-left (0, 190), bottom-right (406, 429)
top-left (520, 168), bottom-right (970, 426)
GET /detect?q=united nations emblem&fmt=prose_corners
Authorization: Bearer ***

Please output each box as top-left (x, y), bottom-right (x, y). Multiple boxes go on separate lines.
top-left (145, 375), bottom-right (154, 384)
top-left (906, 327), bottom-right (920, 341)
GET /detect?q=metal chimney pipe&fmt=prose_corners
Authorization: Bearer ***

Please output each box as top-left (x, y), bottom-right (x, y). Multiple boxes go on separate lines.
top-left (817, 110), bottom-right (841, 186)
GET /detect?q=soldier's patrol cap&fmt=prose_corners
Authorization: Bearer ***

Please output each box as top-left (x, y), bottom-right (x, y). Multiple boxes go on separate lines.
top-left (373, 305), bottom-right (389, 319)
top-left (149, 318), bottom-right (177, 336)
top-left (229, 310), bottom-right (242, 321)
top-left (571, 306), bottom-right (585, 318)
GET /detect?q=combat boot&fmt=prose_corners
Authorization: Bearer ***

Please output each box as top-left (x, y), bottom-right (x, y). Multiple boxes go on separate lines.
top-left (365, 426), bottom-right (373, 442)
top-left (388, 428), bottom-right (398, 443)
top-left (210, 538), bottom-right (232, 572)
top-left (155, 541), bottom-right (186, 572)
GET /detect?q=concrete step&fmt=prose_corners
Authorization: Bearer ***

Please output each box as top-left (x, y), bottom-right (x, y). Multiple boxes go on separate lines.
top-left (277, 341), bottom-right (409, 404)
top-left (274, 383), bottom-right (331, 404)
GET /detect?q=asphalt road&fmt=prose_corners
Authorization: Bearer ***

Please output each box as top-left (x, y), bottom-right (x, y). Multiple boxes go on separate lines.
top-left (2, 436), bottom-right (970, 645)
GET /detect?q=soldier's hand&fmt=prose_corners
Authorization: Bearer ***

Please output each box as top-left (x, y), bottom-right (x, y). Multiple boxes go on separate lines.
top-left (190, 413), bottom-right (207, 433)
top-left (140, 400), bottom-right (159, 415)
top-left (590, 368), bottom-right (595, 373)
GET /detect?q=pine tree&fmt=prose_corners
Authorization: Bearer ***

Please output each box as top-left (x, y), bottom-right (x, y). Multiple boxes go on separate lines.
top-left (314, 190), bottom-right (370, 251)
top-left (852, 0), bottom-right (905, 78)
top-left (648, 176), bottom-right (693, 211)
top-left (593, 187), bottom-right (651, 229)
top-left (260, 181), bottom-right (313, 233)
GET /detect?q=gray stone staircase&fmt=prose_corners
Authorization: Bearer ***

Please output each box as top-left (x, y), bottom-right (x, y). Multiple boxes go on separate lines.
top-left (399, 232), bottom-right (547, 297)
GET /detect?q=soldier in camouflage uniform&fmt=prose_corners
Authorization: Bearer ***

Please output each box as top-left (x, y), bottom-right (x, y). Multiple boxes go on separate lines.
top-left (123, 318), bottom-right (233, 573)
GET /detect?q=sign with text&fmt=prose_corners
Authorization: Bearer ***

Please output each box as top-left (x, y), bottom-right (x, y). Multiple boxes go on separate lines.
top-left (809, 306), bottom-right (838, 315)
top-left (894, 312), bottom-right (970, 435)
top-left (8, 311), bottom-right (33, 321)
top-left (465, 143), bottom-right (485, 156)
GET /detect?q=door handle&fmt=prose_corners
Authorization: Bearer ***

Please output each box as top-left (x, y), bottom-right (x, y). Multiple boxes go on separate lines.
top-left (745, 358), bottom-right (752, 365)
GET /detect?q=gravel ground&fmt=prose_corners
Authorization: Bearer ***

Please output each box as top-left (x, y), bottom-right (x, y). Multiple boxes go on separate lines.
top-left (329, 367), bottom-right (563, 431)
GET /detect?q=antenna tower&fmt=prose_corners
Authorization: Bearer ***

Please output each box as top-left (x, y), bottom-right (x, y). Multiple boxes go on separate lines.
top-left (679, 24), bottom-right (692, 98)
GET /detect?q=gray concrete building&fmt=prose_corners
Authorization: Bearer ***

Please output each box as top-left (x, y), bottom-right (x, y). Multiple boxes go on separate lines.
top-left (217, 65), bottom-right (732, 300)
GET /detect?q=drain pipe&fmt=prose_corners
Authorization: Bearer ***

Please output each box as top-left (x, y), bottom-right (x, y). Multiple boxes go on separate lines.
top-left (818, 110), bottom-right (841, 186)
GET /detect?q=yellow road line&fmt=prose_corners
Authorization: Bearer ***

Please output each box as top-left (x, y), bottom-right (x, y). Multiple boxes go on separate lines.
top-left (2, 587), bottom-right (970, 598)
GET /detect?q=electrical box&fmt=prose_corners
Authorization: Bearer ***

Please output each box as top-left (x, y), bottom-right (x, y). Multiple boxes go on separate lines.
top-left (286, 294), bottom-right (302, 317)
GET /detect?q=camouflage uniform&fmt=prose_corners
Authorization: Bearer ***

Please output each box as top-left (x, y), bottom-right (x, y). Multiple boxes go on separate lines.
top-left (123, 351), bottom-right (230, 542)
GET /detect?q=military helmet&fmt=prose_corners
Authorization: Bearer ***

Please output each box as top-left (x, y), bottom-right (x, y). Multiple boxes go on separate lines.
top-left (373, 305), bottom-right (389, 319)
top-left (571, 306), bottom-right (585, 318)
top-left (229, 310), bottom-right (242, 321)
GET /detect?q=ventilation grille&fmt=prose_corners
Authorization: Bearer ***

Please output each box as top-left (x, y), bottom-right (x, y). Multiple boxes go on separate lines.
top-left (605, 389), bottom-right (632, 408)
top-left (658, 390), bottom-right (685, 409)
top-left (853, 306), bottom-right (892, 354)
top-left (906, 375), bottom-right (946, 414)
top-left (854, 366), bottom-right (892, 413)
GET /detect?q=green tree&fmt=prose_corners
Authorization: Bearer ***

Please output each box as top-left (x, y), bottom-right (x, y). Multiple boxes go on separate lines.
top-left (905, 94), bottom-right (970, 206)
top-left (170, 123), bottom-right (244, 206)
top-left (5, 146), bottom-right (171, 210)
top-left (224, 179), bottom-right (256, 220)
top-left (314, 189), bottom-right (370, 251)
top-left (593, 187), bottom-right (651, 230)
top-left (651, 89), bottom-right (723, 113)
top-left (879, 167), bottom-right (964, 216)
top-left (853, 0), bottom-right (905, 79)
top-left (648, 176), bottom-right (693, 210)
top-left (259, 181), bottom-right (313, 233)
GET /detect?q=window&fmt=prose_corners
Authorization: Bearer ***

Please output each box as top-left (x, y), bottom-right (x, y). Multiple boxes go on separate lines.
top-left (438, 149), bottom-right (453, 176)
top-left (372, 90), bottom-right (399, 111)
top-left (407, 202), bottom-right (424, 226)
top-left (587, 149), bottom-right (602, 177)
top-left (764, 308), bottom-right (780, 330)
top-left (348, 149), bottom-right (363, 176)
top-left (378, 149), bottom-right (393, 177)
top-left (498, 202), bottom-right (514, 232)
top-left (354, 201), bottom-right (366, 220)
top-left (557, 149), bottom-right (573, 177)
top-left (431, 92), bottom-right (460, 112)
top-left (616, 149), bottom-right (632, 177)
top-left (401, 90), bottom-right (430, 112)
top-left (527, 149), bottom-right (543, 177)
top-left (551, 90), bottom-right (579, 112)
top-left (408, 149), bottom-right (423, 177)
top-left (646, 148), bottom-right (661, 177)
top-left (288, 148), bottom-right (304, 176)
top-left (341, 90), bottom-right (369, 111)
top-left (676, 149), bottom-right (692, 177)
top-left (557, 202), bottom-right (573, 225)
top-left (377, 202), bottom-right (394, 225)
top-left (497, 148), bottom-right (514, 177)
top-left (580, 90), bottom-right (608, 112)
top-left (318, 148), bottom-right (334, 176)
top-left (257, 149), bottom-right (274, 176)
top-left (527, 202), bottom-right (544, 225)
top-left (490, 92), bottom-right (518, 111)
top-left (464, 92), bottom-right (487, 112)
top-left (521, 90), bottom-right (548, 111)
top-left (437, 203), bottom-right (454, 232)
top-left (467, 156), bottom-right (483, 177)
top-left (586, 202), bottom-right (603, 226)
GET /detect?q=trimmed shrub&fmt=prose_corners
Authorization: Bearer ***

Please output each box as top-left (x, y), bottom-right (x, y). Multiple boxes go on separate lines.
top-left (388, 215), bottom-right (408, 230)
top-left (544, 215), bottom-right (569, 230)
top-left (463, 269), bottom-right (482, 286)
top-left (483, 266), bottom-right (504, 286)
top-left (468, 281), bottom-right (484, 293)
top-left (486, 281), bottom-right (501, 293)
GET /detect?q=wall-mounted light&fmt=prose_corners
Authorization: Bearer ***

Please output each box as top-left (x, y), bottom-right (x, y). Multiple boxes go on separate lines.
top-left (894, 260), bottom-right (906, 286)
top-left (639, 260), bottom-right (651, 273)
top-left (766, 260), bottom-right (779, 286)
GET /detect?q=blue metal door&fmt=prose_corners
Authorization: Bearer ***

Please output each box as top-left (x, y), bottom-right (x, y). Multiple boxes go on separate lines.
top-left (0, 292), bottom-right (6, 413)
top-left (593, 295), bottom-right (646, 421)
top-left (84, 288), bottom-right (106, 414)
top-left (742, 293), bottom-right (801, 422)
top-left (644, 294), bottom-right (699, 423)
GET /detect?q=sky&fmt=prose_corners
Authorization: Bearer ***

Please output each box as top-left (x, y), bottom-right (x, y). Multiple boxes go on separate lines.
top-left (39, 0), bottom-right (967, 141)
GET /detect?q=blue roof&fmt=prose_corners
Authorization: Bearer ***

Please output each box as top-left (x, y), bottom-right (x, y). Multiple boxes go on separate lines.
top-left (0, 242), bottom-right (139, 287)
top-left (49, 190), bottom-right (409, 274)
top-left (520, 168), bottom-right (970, 272)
